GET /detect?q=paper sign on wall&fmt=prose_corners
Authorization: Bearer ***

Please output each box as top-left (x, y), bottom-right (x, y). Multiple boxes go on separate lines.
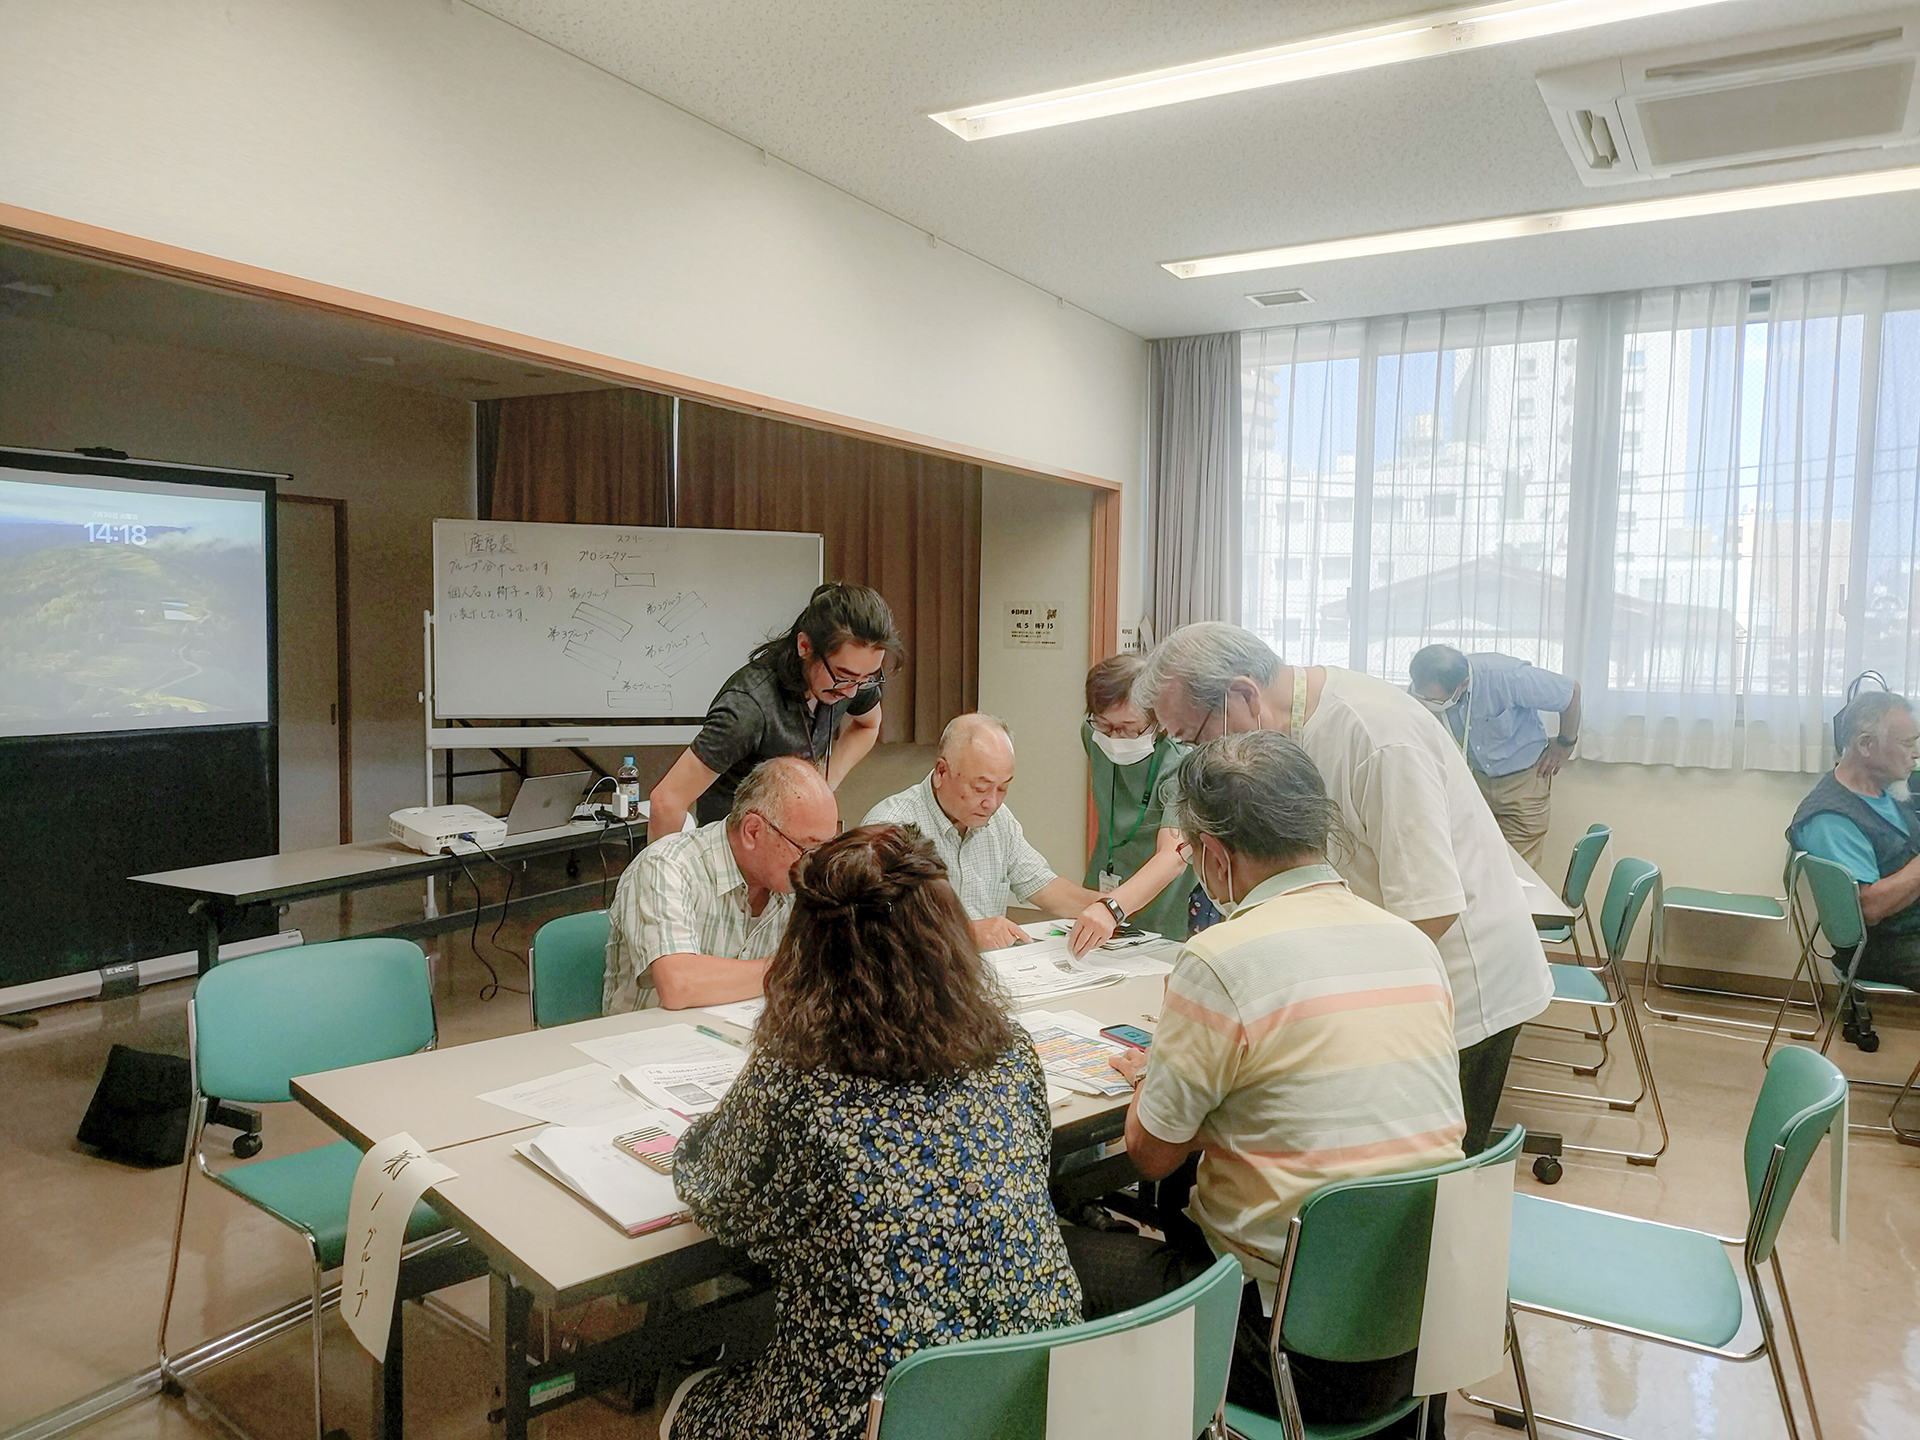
top-left (342, 1132), bottom-right (457, 1362)
top-left (1004, 602), bottom-right (1064, 650)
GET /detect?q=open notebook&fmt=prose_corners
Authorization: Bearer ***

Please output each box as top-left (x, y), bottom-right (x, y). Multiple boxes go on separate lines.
top-left (515, 1109), bottom-right (694, 1237)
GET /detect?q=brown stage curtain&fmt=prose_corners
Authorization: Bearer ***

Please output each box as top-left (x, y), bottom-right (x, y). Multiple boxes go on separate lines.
top-left (482, 389), bottom-right (673, 525)
top-left (677, 400), bottom-right (979, 744)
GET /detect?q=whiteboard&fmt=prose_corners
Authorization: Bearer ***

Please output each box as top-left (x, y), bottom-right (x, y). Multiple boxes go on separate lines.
top-left (431, 520), bottom-right (822, 720)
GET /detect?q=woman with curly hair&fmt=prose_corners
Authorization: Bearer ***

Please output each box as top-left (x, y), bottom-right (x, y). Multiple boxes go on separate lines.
top-left (662, 823), bottom-right (1082, 1440)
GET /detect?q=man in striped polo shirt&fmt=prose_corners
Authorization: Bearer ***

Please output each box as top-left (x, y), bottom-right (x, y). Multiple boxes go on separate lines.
top-left (1064, 730), bottom-right (1464, 1434)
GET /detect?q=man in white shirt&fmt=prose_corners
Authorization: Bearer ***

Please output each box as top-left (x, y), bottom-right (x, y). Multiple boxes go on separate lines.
top-left (863, 713), bottom-right (1100, 949)
top-left (603, 756), bottom-right (838, 1012)
top-left (1137, 622), bottom-right (1553, 1153)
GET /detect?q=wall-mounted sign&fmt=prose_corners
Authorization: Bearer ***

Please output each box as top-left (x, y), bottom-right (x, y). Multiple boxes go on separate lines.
top-left (1004, 602), bottom-right (1064, 650)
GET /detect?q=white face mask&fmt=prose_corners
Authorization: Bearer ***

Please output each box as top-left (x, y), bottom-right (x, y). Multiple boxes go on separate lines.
top-left (1091, 728), bottom-right (1157, 766)
top-left (1196, 839), bottom-right (1240, 919)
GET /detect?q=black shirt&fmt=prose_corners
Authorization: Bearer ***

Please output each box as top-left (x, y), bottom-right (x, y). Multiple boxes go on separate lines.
top-left (689, 661), bottom-right (882, 825)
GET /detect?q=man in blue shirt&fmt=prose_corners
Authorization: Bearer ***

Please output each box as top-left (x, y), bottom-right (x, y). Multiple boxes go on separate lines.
top-left (1788, 692), bottom-right (1920, 1001)
top-left (1407, 645), bottom-right (1581, 867)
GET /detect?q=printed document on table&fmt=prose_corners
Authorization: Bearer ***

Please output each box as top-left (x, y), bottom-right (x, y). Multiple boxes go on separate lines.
top-left (1013, 921), bottom-right (1176, 979)
top-left (1018, 1008), bottom-right (1134, 1096)
top-left (983, 933), bottom-right (1124, 1000)
top-left (516, 1110), bottom-right (692, 1238)
top-left (570, 1022), bottom-right (740, 1073)
top-left (476, 1063), bottom-right (655, 1127)
top-left (618, 1054), bottom-right (745, 1117)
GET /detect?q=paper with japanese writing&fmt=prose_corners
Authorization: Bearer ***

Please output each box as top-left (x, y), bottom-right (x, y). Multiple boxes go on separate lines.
top-left (1411, 1156), bottom-right (1514, 1395)
top-left (342, 1133), bottom-right (457, 1361)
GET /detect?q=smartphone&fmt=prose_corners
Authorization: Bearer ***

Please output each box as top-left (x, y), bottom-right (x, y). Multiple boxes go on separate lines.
top-left (1100, 1023), bottom-right (1153, 1051)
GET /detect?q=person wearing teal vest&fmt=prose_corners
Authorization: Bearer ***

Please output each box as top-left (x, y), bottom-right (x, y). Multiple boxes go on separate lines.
top-left (1069, 654), bottom-right (1195, 953)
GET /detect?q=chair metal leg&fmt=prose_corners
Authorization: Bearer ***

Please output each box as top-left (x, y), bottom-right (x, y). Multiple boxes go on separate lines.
top-left (1769, 1253), bottom-right (1824, 1440)
top-left (1763, 951), bottom-right (1822, 1062)
top-left (156, 1107), bottom-right (205, 1371)
top-left (1506, 1307), bottom-right (1540, 1440)
top-left (1747, 1260), bottom-right (1805, 1440)
top-left (310, 1254), bottom-right (328, 1440)
top-left (1640, 907), bottom-right (1821, 1038)
top-left (1889, 1053), bottom-right (1920, 1145)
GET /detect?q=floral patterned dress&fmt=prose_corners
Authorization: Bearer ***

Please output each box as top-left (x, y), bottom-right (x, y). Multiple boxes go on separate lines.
top-left (668, 1035), bottom-right (1083, 1440)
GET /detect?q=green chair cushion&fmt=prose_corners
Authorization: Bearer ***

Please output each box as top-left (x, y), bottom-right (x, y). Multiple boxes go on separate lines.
top-left (1662, 888), bottom-right (1785, 921)
top-left (1535, 923), bottom-right (1574, 944)
top-left (1225, 1396), bottom-right (1423, 1440)
top-left (213, 1140), bottom-right (451, 1270)
top-left (1548, 964), bottom-right (1608, 1005)
top-left (1854, 979), bottom-right (1916, 995)
top-left (1509, 1193), bottom-right (1742, 1348)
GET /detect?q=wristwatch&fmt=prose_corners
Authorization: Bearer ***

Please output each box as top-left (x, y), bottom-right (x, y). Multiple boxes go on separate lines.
top-left (1551, 735), bottom-right (1577, 749)
top-left (1099, 897), bottom-right (1128, 927)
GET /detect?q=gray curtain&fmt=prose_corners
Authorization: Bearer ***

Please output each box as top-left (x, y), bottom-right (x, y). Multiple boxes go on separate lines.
top-left (1147, 332), bottom-right (1242, 642)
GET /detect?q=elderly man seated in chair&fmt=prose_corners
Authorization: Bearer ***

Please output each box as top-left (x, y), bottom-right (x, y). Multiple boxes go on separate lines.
top-left (1789, 691), bottom-right (1920, 1033)
top-left (603, 756), bottom-right (839, 1012)
top-left (863, 712), bottom-right (1100, 950)
top-left (1062, 730), bottom-right (1465, 1438)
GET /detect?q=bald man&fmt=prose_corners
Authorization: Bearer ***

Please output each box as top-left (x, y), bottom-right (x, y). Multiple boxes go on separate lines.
top-left (604, 756), bottom-right (840, 1012)
top-left (864, 713), bottom-right (1101, 949)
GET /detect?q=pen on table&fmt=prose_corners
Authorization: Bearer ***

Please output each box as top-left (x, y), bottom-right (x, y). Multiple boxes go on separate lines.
top-left (695, 1024), bottom-right (744, 1049)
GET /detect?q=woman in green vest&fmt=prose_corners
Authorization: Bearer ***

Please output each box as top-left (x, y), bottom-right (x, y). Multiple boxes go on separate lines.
top-left (1068, 654), bottom-right (1195, 955)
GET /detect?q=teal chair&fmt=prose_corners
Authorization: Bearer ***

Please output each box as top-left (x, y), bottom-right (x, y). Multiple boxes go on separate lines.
top-left (1766, 854), bottom-right (1920, 1141)
top-left (1226, 1128), bottom-right (1536, 1440)
top-left (157, 938), bottom-right (462, 1440)
top-left (530, 909), bottom-right (610, 1028)
top-left (1508, 858), bottom-right (1669, 1166)
top-left (1518, 824), bottom-right (1615, 1071)
top-left (1475, 1046), bottom-right (1847, 1440)
top-left (866, 1254), bottom-right (1242, 1440)
top-left (1643, 850), bottom-right (1818, 1041)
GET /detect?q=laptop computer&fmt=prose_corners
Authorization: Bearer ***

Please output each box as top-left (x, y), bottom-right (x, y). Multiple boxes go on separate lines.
top-left (503, 771), bottom-right (594, 835)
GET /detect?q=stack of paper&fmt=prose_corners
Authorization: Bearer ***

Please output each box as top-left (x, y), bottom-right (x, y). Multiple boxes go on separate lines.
top-left (1019, 1009), bottom-right (1135, 1096)
top-left (569, 1022), bottom-right (742, 1073)
top-left (515, 1110), bottom-right (693, 1237)
top-left (984, 933), bottom-right (1124, 1000)
top-left (700, 997), bottom-right (766, 1029)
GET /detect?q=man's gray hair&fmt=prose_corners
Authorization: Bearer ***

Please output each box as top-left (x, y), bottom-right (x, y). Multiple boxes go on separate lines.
top-left (1173, 731), bottom-right (1344, 862)
top-left (1135, 622), bottom-right (1281, 715)
top-left (728, 755), bottom-right (827, 830)
top-left (1838, 691), bottom-right (1913, 753)
top-left (938, 712), bottom-right (1014, 759)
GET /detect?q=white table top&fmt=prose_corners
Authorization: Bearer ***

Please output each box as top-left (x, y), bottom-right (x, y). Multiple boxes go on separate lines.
top-left (130, 820), bottom-right (627, 904)
top-left (294, 974), bottom-right (1164, 1304)
top-left (1510, 845), bottom-right (1575, 924)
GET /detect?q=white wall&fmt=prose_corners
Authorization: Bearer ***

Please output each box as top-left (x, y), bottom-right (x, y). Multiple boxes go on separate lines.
top-left (0, 313), bottom-right (472, 841)
top-left (0, 0), bottom-right (1146, 492)
top-left (978, 470), bottom-right (1095, 885)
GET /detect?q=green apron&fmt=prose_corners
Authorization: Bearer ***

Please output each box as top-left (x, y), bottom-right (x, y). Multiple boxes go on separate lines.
top-left (1082, 723), bottom-right (1193, 941)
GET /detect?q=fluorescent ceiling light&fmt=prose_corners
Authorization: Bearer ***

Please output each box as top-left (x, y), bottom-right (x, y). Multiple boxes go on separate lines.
top-left (930, 0), bottom-right (1733, 140)
top-left (1162, 164), bottom-right (1920, 278)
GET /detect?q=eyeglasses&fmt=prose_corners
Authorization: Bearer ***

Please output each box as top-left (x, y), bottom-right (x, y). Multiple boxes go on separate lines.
top-left (818, 657), bottom-right (884, 698)
top-left (1088, 713), bottom-right (1157, 739)
top-left (757, 812), bottom-right (835, 856)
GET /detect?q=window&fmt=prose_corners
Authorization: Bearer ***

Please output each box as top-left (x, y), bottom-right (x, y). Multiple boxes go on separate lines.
top-left (1243, 266), bottom-right (1920, 770)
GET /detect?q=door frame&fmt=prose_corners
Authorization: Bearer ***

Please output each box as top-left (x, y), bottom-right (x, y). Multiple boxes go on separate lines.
top-left (277, 492), bottom-right (352, 844)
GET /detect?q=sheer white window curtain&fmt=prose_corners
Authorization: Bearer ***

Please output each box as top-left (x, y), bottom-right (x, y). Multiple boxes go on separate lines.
top-left (1242, 264), bottom-right (1920, 772)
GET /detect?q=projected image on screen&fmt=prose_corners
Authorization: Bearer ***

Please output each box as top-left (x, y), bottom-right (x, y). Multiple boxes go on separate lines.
top-left (0, 465), bottom-right (271, 738)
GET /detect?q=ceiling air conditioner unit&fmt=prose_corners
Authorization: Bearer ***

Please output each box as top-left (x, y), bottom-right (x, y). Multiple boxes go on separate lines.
top-left (1538, 9), bottom-right (1920, 186)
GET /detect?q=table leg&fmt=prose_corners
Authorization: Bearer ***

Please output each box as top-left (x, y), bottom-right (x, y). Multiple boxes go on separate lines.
top-left (188, 899), bottom-right (263, 1150)
top-left (489, 1272), bottom-right (533, 1440)
top-left (370, 1299), bottom-right (405, 1440)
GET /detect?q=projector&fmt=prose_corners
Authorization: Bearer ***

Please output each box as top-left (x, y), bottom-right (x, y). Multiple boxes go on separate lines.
top-left (387, 804), bottom-right (508, 855)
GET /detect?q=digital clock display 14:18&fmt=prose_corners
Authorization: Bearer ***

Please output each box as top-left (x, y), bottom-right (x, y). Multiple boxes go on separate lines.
top-left (86, 523), bottom-right (148, 544)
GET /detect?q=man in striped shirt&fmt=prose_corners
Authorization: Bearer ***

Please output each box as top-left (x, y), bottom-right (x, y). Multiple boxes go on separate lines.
top-left (602, 757), bottom-right (838, 1012)
top-left (1064, 730), bottom-right (1464, 1432)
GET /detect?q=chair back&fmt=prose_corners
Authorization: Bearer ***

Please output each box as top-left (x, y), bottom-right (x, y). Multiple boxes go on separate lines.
top-left (530, 910), bottom-right (610, 1028)
top-left (1561, 824), bottom-right (1612, 911)
top-left (1278, 1126), bottom-right (1524, 1375)
top-left (1744, 1046), bottom-right (1848, 1263)
top-left (192, 938), bottom-right (437, 1104)
top-left (1599, 858), bottom-right (1661, 965)
top-left (1797, 854), bottom-right (1868, 954)
top-left (870, 1254), bottom-right (1241, 1440)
